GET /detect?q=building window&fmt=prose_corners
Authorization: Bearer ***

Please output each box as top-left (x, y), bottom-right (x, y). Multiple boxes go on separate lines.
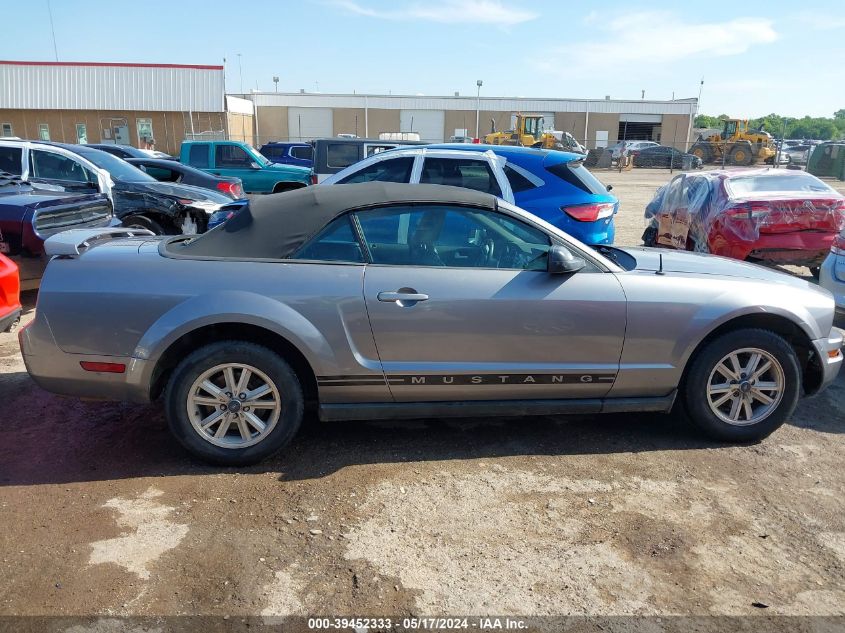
top-left (76, 123), bottom-right (88, 144)
top-left (1, 123), bottom-right (12, 137)
top-left (38, 124), bottom-right (50, 141)
top-left (136, 118), bottom-right (153, 146)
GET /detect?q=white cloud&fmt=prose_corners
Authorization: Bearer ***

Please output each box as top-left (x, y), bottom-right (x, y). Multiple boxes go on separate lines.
top-left (330, 0), bottom-right (537, 27)
top-left (538, 11), bottom-right (777, 78)
top-left (793, 12), bottom-right (845, 30)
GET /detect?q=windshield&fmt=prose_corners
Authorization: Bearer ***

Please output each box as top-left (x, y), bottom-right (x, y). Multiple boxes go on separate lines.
top-left (75, 148), bottom-right (156, 183)
top-left (245, 145), bottom-right (271, 166)
top-left (727, 173), bottom-right (833, 195)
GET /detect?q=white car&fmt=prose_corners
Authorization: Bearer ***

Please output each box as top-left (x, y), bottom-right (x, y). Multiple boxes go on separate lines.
top-left (321, 146), bottom-right (517, 203)
top-left (608, 140), bottom-right (659, 160)
top-left (819, 229), bottom-right (845, 316)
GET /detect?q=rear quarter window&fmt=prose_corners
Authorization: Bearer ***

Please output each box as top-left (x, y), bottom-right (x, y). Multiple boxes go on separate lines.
top-left (292, 146), bottom-right (313, 160)
top-left (327, 144), bottom-right (361, 169)
top-left (188, 145), bottom-right (210, 168)
top-left (545, 160), bottom-right (608, 195)
top-left (503, 164), bottom-right (538, 193)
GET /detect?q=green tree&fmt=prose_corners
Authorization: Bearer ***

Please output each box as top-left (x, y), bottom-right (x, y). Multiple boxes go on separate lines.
top-left (696, 111), bottom-right (845, 140)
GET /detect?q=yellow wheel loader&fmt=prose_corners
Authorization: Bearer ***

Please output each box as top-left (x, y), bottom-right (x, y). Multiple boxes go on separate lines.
top-left (689, 119), bottom-right (777, 166)
top-left (485, 114), bottom-right (572, 150)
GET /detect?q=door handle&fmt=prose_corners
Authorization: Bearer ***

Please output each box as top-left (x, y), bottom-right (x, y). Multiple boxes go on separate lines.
top-left (377, 290), bottom-right (429, 304)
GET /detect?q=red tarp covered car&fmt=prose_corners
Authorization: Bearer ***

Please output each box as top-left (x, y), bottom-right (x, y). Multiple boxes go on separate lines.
top-left (643, 169), bottom-right (845, 276)
top-left (0, 253), bottom-right (21, 332)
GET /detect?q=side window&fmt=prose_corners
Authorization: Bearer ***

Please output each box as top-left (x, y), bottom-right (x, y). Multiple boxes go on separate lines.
top-left (290, 215), bottom-right (364, 263)
top-left (216, 145), bottom-right (252, 168)
top-left (188, 145), bottom-right (210, 168)
top-left (292, 146), bottom-right (313, 160)
top-left (337, 157), bottom-right (414, 184)
top-left (355, 205), bottom-right (551, 270)
top-left (419, 158), bottom-right (502, 196)
top-left (30, 150), bottom-right (93, 183)
top-left (503, 164), bottom-right (537, 193)
top-left (0, 146), bottom-right (23, 175)
top-left (263, 146), bottom-right (283, 159)
top-left (327, 143), bottom-right (360, 169)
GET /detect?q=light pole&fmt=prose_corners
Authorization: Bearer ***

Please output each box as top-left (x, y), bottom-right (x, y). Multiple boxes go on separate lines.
top-left (475, 79), bottom-right (483, 141)
top-left (273, 76), bottom-right (279, 92)
top-left (237, 53), bottom-right (243, 94)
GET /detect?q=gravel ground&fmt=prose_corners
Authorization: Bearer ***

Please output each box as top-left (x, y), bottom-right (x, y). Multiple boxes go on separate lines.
top-left (1, 168), bottom-right (844, 632)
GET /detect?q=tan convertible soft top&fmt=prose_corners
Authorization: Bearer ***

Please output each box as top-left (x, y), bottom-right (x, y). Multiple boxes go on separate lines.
top-left (165, 182), bottom-right (498, 260)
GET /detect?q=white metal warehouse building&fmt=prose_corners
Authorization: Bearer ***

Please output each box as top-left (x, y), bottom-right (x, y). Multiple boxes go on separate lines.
top-left (241, 91), bottom-right (698, 150)
top-left (0, 60), bottom-right (255, 155)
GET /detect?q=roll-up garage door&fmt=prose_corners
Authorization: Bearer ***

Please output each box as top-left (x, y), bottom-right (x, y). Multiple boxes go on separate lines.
top-left (288, 107), bottom-right (333, 141)
top-left (400, 110), bottom-right (445, 142)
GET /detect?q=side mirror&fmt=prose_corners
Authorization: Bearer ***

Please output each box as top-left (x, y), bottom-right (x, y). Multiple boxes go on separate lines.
top-left (548, 245), bottom-right (585, 274)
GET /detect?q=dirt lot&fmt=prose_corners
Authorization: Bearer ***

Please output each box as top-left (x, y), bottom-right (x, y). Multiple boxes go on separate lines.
top-left (1, 168), bottom-right (844, 632)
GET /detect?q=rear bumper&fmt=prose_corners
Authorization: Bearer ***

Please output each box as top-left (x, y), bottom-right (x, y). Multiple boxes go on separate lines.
top-left (711, 231), bottom-right (835, 266)
top-left (18, 315), bottom-right (153, 403)
top-left (819, 253), bottom-right (845, 312)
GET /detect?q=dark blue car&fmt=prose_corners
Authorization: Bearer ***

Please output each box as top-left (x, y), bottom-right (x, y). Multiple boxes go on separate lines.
top-left (258, 142), bottom-right (313, 168)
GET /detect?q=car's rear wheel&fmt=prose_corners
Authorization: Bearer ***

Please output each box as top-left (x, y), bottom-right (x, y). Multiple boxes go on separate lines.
top-left (164, 341), bottom-right (304, 465)
top-left (683, 329), bottom-right (800, 441)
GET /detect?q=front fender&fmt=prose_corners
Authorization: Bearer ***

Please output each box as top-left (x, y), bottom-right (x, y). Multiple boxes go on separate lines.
top-left (672, 283), bottom-right (831, 369)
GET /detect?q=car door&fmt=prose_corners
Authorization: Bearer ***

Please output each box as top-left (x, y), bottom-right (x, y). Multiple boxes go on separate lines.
top-left (27, 148), bottom-right (100, 193)
top-left (335, 154), bottom-right (418, 185)
top-left (212, 143), bottom-right (256, 180)
top-left (418, 152), bottom-right (514, 203)
top-left (357, 204), bottom-right (627, 402)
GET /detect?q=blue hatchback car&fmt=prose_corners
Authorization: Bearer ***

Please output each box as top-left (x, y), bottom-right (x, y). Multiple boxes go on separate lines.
top-left (425, 144), bottom-right (617, 244)
top-left (321, 143), bottom-right (617, 244)
top-left (258, 142), bottom-right (313, 168)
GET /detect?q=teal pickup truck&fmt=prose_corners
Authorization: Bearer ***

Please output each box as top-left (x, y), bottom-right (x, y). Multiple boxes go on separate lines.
top-left (180, 141), bottom-right (311, 194)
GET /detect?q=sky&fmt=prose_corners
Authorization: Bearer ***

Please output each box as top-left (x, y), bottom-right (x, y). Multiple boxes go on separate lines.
top-left (3, 0), bottom-right (844, 118)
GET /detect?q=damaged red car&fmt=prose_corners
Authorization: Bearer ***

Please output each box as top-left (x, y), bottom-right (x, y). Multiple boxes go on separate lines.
top-left (643, 169), bottom-right (845, 277)
top-left (0, 253), bottom-right (21, 333)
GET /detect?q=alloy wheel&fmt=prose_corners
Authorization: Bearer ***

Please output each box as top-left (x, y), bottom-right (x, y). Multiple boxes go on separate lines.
top-left (186, 363), bottom-right (282, 448)
top-left (706, 348), bottom-right (785, 426)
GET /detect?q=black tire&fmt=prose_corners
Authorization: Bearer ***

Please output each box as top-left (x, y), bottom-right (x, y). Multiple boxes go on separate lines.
top-left (728, 144), bottom-right (754, 166)
top-left (122, 214), bottom-right (167, 235)
top-left (809, 266), bottom-right (821, 279)
top-left (682, 329), bottom-right (800, 442)
top-left (690, 143), bottom-right (712, 163)
top-left (164, 341), bottom-right (304, 466)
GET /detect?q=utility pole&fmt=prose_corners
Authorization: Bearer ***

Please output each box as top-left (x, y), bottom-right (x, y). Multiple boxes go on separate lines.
top-left (46, 0), bottom-right (59, 61)
top-left (475, 80), bottom-right (483, 141)
top-left (237, 54), bottom-right (243, 94)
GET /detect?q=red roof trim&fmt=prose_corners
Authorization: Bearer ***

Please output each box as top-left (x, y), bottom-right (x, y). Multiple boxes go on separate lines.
top-left (0, 60), bottom-right (224, 70)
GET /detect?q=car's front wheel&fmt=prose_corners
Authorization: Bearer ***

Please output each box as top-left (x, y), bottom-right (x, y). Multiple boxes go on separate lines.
top-left (164, 341), bottom-right (304, 465)
top-left (683, 329), bottom-right (800, 441)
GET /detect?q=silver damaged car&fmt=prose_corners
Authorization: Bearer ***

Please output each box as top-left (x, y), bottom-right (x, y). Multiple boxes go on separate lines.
top-left (20, 183), bottom-right (843, 465)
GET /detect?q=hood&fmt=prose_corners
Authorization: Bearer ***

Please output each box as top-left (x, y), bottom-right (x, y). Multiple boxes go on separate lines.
top-left (620, 246), bottom-right (816, 288)
top-left (268, 162), bottom-right (310, 174)
top-left (0, 188), bottom-right (105, 210)
top-left (115, 180), bottom-right (232, 203)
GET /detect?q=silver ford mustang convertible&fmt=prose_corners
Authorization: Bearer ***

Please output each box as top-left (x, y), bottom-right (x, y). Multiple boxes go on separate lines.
top-left (20, 183), bottom-right (842, 465)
